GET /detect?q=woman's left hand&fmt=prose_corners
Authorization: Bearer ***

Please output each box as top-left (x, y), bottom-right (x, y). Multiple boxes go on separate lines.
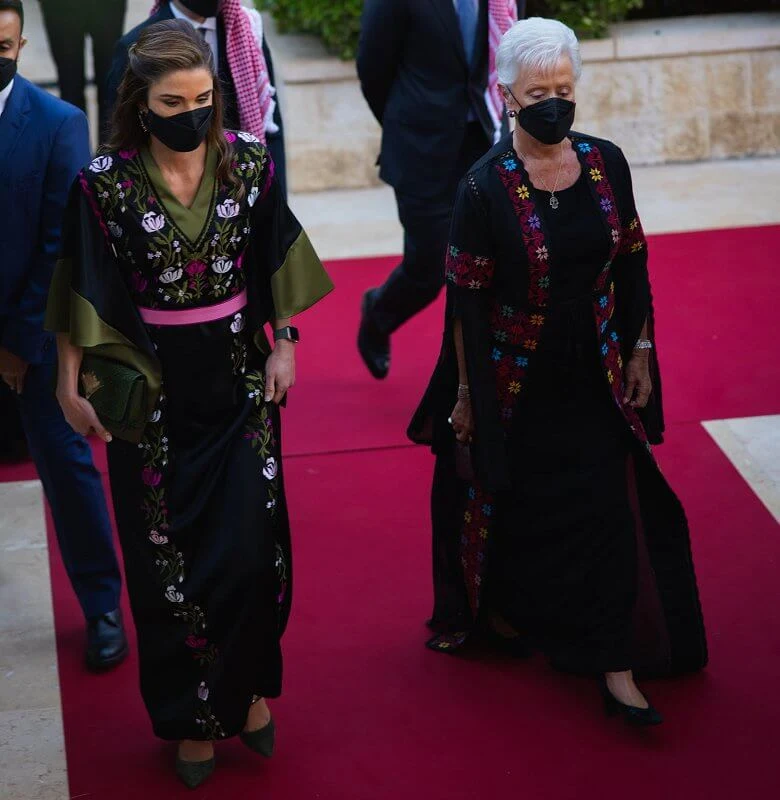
top-left (623, 352), bottom-right (652, 408)
top-left (264, 340), bottom-right (296, 404)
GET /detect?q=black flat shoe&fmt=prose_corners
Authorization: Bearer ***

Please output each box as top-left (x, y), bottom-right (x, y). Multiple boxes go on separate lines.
top-left (357, 290), bottom-right (390, 380)
top-left (599, 678), bottom-right (663, 727)
top-left (175, 755), bottom-right (215, 790)
top-left (239, 718), bottom-right (275, 758)
top-left (85, 609), bottom-right (128, 672)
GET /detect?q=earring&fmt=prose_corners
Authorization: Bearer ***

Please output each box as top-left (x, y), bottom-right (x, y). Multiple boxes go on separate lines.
top-left (507, 109), bottom-right (518, 118)
top-left (138, 110), bottom-right (149, 133)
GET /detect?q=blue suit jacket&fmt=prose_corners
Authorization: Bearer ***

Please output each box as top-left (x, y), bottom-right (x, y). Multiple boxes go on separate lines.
top-left (0, 76), bottom-right (90, 365)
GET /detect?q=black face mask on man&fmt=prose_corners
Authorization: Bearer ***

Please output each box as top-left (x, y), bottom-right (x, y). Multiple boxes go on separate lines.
top-left (178, 0), bottom-right (220, 17)
top-left (143, 105), bottom-right (214, 152)
top-left (0, 56), bottom-right (17, 93)
top-left (508, 89), bottom-right (576, 145)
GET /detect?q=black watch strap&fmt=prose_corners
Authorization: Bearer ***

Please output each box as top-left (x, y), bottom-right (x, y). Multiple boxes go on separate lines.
top-left (273, 326), bottom-right (300, 343)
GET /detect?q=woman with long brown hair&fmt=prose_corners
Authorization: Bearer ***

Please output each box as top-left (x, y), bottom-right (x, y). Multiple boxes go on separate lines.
top-left (46, 19), bottom-right (332, 788)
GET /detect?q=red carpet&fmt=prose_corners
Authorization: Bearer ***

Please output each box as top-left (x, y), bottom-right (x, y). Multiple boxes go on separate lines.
top-left (4, 225), bottom-right (780, 798)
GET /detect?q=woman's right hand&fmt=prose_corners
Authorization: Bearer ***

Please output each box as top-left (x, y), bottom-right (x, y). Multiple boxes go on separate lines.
top-left (449, 398), bottom-right (474, 443)
top-left (57, 392), bottom-right (112, 443)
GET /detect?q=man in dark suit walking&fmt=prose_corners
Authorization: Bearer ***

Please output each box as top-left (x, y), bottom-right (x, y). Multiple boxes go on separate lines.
top-left (105, 0), bottom-right (288, 196)
top-left (0, 0), bottom-right (127, 670)
top-left (38, 0), bottom-right (127, 137)
top-left (357, 0), bottom-right (524, 379)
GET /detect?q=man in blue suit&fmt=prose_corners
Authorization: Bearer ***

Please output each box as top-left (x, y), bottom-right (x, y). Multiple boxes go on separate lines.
top-left (0, 0), bottom-right (127, 670)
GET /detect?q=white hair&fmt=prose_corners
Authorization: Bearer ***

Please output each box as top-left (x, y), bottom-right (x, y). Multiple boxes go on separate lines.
top-left (496, 17), bottom-right (582, 87)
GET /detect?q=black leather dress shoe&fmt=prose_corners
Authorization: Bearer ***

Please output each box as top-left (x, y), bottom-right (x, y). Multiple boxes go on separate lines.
top-left (85, 609), bottom-right (129, 671)
top-left (357, 290), bottom-right (391, 380)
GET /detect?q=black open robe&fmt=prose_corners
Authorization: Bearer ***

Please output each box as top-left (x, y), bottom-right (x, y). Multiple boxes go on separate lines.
top-left (46, 134), bottom-right (333, 740)
top-left (409, 133), bottom-right (707, 677)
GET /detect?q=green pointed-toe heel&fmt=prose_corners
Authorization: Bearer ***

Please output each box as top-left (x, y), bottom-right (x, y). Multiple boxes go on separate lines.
top-left (175, 755), bottom-right (216, 790)
top-left (239, 718), bottom-right (276, 758)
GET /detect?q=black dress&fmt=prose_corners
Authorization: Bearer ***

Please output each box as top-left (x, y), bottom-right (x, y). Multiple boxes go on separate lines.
top-left (492, 172), bottom-right (637, 673)
top-left (409, 133), bottom-right (707, 677)
top-left (46, 134), bottom-right (333, 740)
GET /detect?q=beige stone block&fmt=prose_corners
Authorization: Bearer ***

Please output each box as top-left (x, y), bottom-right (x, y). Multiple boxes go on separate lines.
top-left (649, 57), bottom-right (709, 118)
top-left (710, 111), bottom-right (780, 157)
top-left (577, 63), bottom-right (617, 117)
top-left (614, 13), bottom-right (780, 60)
top-left (706, 55), bottom-right (751, 115)
top-left (578, 61), bottom-right (651, 118)
top-left (586, 117), bottom-right (664, 166)
top-left (662, 116), bottom-right (711, 162)
top-left (580, 37), bottom-right (615, 64)
top-left (289, 141), bottom-right (384, 193)
top-left (752, 50), bottom-right (780, 111)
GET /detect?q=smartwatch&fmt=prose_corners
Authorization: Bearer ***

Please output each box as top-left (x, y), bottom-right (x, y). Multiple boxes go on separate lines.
top-left (273, 326), bottom-right (300, 343)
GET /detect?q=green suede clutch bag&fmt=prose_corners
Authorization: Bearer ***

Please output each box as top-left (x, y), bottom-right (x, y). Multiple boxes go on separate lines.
top-left (79, 354), bottom-right (148, 442)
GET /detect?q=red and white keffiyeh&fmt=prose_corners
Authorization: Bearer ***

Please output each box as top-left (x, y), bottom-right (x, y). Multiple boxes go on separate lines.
top-left (486, 0), bottom-right (519, 141)
top-left (150, 0), bottom-right (273, 143)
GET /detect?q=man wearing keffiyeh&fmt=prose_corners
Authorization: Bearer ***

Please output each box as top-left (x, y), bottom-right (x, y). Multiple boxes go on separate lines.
top-left (357, 0), bottom-right (525, 380)
top-left (105, 0), bottom-right (287, 196)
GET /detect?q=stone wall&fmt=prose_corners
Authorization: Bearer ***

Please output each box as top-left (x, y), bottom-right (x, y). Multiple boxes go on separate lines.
top-left (271, 12), bottom-right (780, 193)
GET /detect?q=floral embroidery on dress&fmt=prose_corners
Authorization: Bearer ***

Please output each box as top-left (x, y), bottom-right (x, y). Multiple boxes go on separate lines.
top-left (80, 136), bottom-right (268, 309)
top-left (445, 246), bottom-right (495, 289)
top-left (100, 134), bottom-right (283, 736)
top-left (578, 141), bottom-right (648, 441)
top-left (619, 216), bottom-right (647, 255)
top-left (242, 370), bottom-right (288, 610)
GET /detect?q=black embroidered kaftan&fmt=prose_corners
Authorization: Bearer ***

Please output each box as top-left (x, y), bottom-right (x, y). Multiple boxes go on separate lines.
top-left (410, 133), bottom-right (707, 677)
top-left (47, 133), bottom-right (333, 740)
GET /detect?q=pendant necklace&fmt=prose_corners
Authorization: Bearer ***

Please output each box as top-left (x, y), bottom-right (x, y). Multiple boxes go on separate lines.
top-left (516, 137), bottom-right (566, 210)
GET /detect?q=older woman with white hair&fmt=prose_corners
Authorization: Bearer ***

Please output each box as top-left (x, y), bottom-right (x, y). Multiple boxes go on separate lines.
top-left (409, 17), bottom-right (707, 726)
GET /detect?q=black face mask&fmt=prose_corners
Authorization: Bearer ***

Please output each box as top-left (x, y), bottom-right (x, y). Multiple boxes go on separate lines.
top-left (178, 0), bottom-right (220, 16)
top-left (144, 105), bottom-right (213, 152)
top-left (0, 56), bottom-right (17, 93)
top-left (516, 97), bottom-right (576, 145)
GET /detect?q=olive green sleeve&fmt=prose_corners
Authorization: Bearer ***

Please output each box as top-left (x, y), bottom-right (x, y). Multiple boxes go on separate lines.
top-left (270, 230), bottom-right (334, 320)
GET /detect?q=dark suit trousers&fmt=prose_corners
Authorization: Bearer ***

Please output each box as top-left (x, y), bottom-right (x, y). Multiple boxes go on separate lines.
top-left (40, 0), bottom-right (127, 137)
top-left (369, 122), bottom-right (491, 334)
top-left (0, 383), bottom-right (26, 459)
top-left (9, 361), bottom-right (121, 619)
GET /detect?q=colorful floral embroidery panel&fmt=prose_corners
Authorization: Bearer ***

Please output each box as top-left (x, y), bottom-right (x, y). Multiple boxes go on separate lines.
top-left (576, 140), bottom-right (648, 442)
top-left (445, 247), bottom-right (496, 290)
top-left (82, 136), bottom-right (268, 310)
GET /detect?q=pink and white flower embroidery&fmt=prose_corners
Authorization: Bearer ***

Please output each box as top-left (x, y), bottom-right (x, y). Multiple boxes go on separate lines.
top-left (237, 132), bottom-right (260, 144)
top-left (159, 267), bottom-right (184, 284)
top-left (212, 258), bottom-right (233, 275)
top-left (89, 155), bottom-right (113, 173)
top-left (142, 211), bottom-right (166, 233)
top-left (165, 586), bottom-right (184, 603)
top-left (247, 186), bottom-right (259, 208)
top-left (262, 457), bottom-right (278, 480)
top-left (216, 199), bottom-right (240, 219)
top-left (230, 313), bottom-right (245, 334)
top-left (198, 682), bottom-right (210, 701)
top-left (149, 532), bottom-right (169, 545)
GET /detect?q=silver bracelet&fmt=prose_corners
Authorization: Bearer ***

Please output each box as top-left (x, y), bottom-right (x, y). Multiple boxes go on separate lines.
top-left (633, 339), bottom-right (653, 351)
top-left (457, 383), bottom-right (471, 400)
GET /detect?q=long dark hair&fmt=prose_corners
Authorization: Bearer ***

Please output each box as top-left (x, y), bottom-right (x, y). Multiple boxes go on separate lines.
top-left (107, 19), bottom-right (241, 196)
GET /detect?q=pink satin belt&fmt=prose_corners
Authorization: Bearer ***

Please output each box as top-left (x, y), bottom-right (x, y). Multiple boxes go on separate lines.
top-left (137, 290), bottom-right (248, 326)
